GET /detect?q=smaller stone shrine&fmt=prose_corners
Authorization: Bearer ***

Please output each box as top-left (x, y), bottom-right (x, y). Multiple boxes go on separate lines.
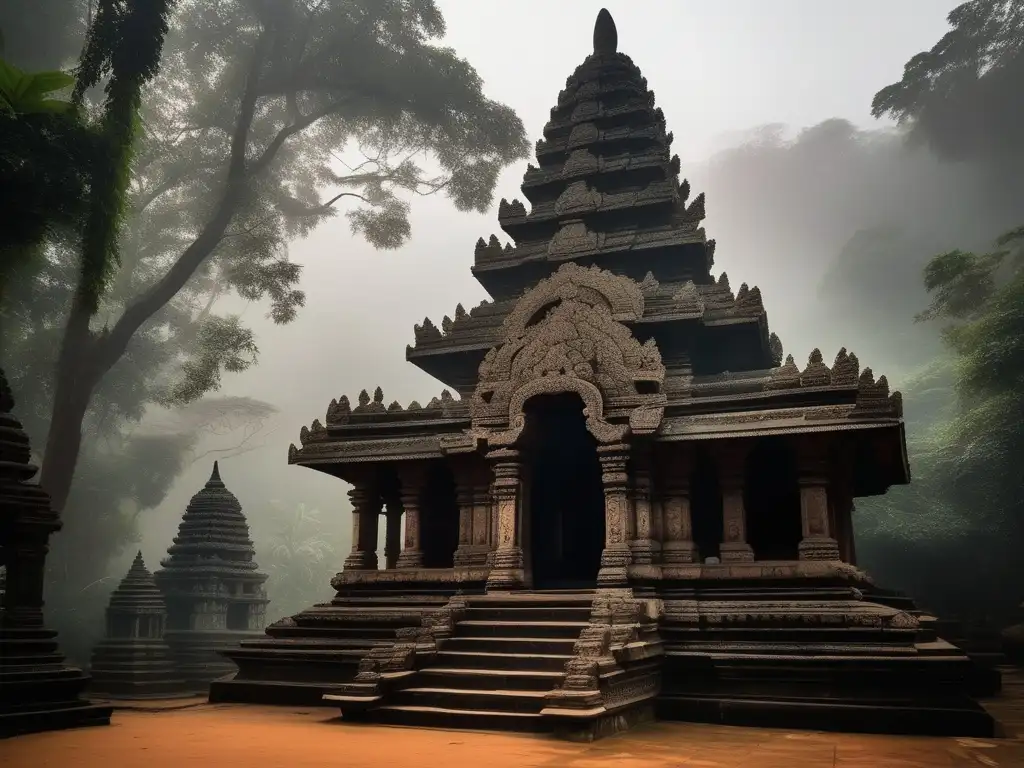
top-left (154, 462), bottom-right (268, 692)
top-left (0, 367), bottom-right (111, 737)
top-left (89, 552), bottom-right (189, 699)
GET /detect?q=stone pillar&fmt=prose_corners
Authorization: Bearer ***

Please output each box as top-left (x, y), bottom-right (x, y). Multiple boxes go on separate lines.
top-left (629, 448), bottom-right (657, 565)
top-left (716, 445), bottom-right (754, 563)
top-left (471, 483), bottom-right (491, 564)
top-left (343, 484), bottom-right (380, 570)
top-left (453, 482), bottom-right (475, 566)
top-left (485, 448), bottom-right (525, 590)
top-left (384, 499), bottom-right (402, 570)
top-left (797, 440), bottom-right (841, 561)
top-left (396, 468), bottom-right (425, 569)
top-left (661, 477), bottom-right (700, 564)
top-left (597, 444), bottom-right (632, 587)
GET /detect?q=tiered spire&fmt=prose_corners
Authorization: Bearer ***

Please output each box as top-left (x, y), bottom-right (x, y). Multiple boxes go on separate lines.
top-left (107, 552), bottom-right (167, 613)
top-left (480, 9), bottom-right (710, 285)
top-left (154, 462), bottom-right (268, 690)
top-left (158, 462), bottom-right (261, 573)
top-left (89, 552), bottom-right (188, 699)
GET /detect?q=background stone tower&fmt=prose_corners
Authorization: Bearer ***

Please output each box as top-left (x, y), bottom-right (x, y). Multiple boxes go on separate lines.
top-left (154, 462), bottom-right (268, 692)
top-left (89, 552), bottom-right (188, 699)
top-left (0, 367), bottom-right (111, 735)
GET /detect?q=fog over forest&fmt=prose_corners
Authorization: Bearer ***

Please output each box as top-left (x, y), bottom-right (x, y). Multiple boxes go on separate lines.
top-left (2, 0), bottom-right (1022, 664)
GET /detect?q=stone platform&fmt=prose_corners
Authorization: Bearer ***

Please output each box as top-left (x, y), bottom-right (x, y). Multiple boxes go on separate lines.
top-left (0, 626), bottom-right (112, 739)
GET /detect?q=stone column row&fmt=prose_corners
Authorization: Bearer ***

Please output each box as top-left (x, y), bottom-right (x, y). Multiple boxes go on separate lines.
top-left (649, 440), bottom-right (842, 565)
top-left (342, 468), bottom-right (428, 572)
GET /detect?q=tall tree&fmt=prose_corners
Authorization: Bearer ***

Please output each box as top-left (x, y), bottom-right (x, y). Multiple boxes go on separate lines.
top-left (35, 0), bottom-right (529, 524)
top-left (871, 0), bottom-right (1024, 165)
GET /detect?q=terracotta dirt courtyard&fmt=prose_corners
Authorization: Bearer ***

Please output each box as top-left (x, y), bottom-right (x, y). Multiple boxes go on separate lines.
top-left (3, 674), bottom-right (1024, 768)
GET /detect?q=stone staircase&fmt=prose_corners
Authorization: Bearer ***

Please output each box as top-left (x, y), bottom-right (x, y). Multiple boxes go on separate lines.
top-left (371, 591), bottom-right (594, 732)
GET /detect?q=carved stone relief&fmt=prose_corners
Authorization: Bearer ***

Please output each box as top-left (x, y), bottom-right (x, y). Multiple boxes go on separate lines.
top-left (471, 263), bottom-right (666, 449)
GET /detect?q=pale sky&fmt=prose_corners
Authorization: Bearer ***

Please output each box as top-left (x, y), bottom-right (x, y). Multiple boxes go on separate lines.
top-left (137, 0), bottom-right (962, 574)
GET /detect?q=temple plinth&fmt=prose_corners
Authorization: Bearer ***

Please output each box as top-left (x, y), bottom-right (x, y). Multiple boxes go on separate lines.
top-left (0, 368), bottom-right (112, 737)
top-left (88, 552), bottom-right (189, 699)
top-left (154, 463), bottom-right (268, 693)
top-left (212, 8), bottom-right (996, 740)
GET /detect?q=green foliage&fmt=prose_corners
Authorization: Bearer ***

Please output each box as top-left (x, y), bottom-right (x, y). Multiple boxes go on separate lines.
top-left (871, 0), bottom-right (1024, 163)
top-left (255, 502), bottom-right (340, 622)
top-left (0, 59), bottom-right (74, 114)
top-left (917, 226), bottom-right (1024, 522)
top-left (72, 0), bottom-right (177, 313)
top-left (0, 57), bottom-right (95, 296)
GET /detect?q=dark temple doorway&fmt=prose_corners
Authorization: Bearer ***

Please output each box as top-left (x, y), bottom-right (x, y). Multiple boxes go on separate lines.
top-left (523, 393), bottom-right (606, 589)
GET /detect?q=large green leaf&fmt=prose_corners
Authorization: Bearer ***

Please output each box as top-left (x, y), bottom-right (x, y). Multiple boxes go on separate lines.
top-left (0, 57), bottom-right (73, 114)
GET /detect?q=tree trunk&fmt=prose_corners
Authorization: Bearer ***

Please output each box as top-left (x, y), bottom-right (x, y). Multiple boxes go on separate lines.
top-left (39, 301), bottom-right (102, 514)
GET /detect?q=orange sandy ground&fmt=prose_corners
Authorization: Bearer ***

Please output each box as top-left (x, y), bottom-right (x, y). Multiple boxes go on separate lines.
top-left (3, 671), bottom-right (1024, 768)
top-left (0, 703), bottom-right (1021, 768)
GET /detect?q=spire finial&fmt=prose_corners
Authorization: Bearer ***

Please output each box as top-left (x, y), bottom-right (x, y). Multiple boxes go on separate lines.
top-left (594, 8), bottom-right (617, 55)
top-left (209, 460), bottom-right (223, 486)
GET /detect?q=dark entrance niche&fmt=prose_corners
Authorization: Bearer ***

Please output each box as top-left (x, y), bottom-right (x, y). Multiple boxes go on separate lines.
top-left (420, 462), bottom-right (460, 569)
top-left (522, 393), bottom-right (606, 589)
top-left (690, 448), bottom-right (723, 561)
top-left (744, 438), bottom-right (802, 560)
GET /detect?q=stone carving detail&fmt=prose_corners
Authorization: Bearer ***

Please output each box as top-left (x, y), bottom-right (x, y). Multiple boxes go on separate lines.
top-left (767, 354), bottom-right (801, 390)
top-left (554, 180), bottom-right (602, 216)
top-left (831, 347), bottom-right (860, 386)
top-left (471, 263), bottom-right (665, 446)
top-left (497, 198), bottom-right (527, 220)
top-left (474, 234), bottom-right (511, 263)
top-left (332, 594), bottom-right (470, 708)
top-left (354, 387), bottom-right (387, 414)
top-left (548, 219), bottom-right (598, 256)
top-left (671, 280), bottom-right (704, 316)
top-left (639, 271), bottom-right (659, 296)
top-left (544, 590), bottom-right (663, 717)
top-left (327, 394), bottom-right (351, 424)
top-left (800, 349), bottom-right (832, 388)
top-left (734, 283), bottom-right (764, 316)
top-left (851, 368), bottom-right (903, 418)
top-left (413, 317), bottom-right (442, 344)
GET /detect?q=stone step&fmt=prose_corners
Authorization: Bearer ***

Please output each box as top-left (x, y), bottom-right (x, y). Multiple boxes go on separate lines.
top-left (391, 686), bottom-right (547, 715)
top-left (372, 704), bottom-right (546, 733)
top-left (416, 667), bottom-right (562, 692)
top-left (442, 635), bottom-right (578, 655)
top-left (435, 649), bottom-right (572, 672)
top-left (455, 620), bottom-right (586, 639)
top-left (464, 606), bottom-right (592, 623)
top-left (468, 594), bottom-right (594, 609)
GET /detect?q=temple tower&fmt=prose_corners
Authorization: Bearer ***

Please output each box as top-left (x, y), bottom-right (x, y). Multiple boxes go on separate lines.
top-left (89, 552), bottom-right (188, 699)
top-left (154, 462), bottom-right (268, 692)
top-left (0, 368), bottom-right (112, 736)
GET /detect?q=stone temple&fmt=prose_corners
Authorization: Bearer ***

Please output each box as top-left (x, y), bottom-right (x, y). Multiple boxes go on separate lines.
top-left (155, 462), bottom-right (268, 691)
top-left (212, 9), bottom-right (994, 738)
top-left (89, 552), bottom-right (188, 699)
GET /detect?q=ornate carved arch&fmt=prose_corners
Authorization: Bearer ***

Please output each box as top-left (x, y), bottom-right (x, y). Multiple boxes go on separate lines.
top-left (470, 263), bottom-right (666, 447)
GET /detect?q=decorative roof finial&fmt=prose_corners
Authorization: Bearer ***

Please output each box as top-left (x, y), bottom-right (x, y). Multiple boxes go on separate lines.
top-left (208, 460), bottom-right (223, 487)
top-left (593, 8), bottom-right (617, 55)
